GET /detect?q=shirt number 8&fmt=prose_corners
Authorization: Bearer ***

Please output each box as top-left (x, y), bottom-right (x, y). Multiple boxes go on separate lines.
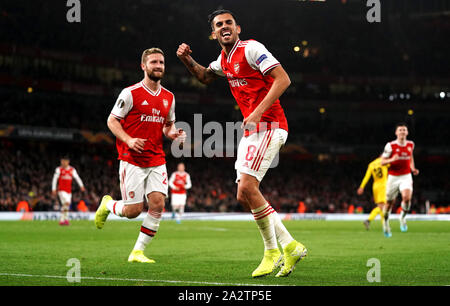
top-left (245, 145), bottom-right (257, 161)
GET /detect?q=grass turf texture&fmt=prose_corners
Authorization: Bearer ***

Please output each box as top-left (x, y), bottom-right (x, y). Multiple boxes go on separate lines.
top-left (0, 220), bottom-right (449, 286)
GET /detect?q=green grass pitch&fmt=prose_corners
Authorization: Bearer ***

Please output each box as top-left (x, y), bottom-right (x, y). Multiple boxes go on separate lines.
top-left (0, 219), bottom-right (449, 286)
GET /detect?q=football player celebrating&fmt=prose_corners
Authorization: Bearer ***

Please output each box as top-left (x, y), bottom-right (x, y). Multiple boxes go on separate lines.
top-left (52, 156), bottom-right (85, 226)
top-left (381, 123), bottom-right (419, 237)
top-left (168, 162), bottom-right (192, 224)
top-left (177, 9), bottom-right (307, 278)
top-left (95, 48), bottom-right (186, 263)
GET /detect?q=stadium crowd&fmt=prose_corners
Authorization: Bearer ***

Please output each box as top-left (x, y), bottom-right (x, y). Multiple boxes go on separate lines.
top-left (1, 138), bottom-right (448, 215)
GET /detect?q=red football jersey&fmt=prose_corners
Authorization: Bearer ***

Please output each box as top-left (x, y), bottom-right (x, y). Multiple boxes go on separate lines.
top-left (169, 171), bottom-right (192, 194)
top-left (382, 140), bottom-right (415, 176)
top-left (111, 81), bottom-right (175, 168)
top-left (209, 39), bottom-right (288, 137)
top-left (52, 166), bottom-right (84, 193)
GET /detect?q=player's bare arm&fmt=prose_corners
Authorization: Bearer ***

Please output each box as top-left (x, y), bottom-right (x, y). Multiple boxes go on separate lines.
top-left (163, 120), bottom-right (186, 142)
top-left (357, 165), bottom-right (372, 195)
top-left (176, 43), bottom-right (217, 85)
top-left (410, 155), bottom-right (419, 175)
top-left (242, 65), bottom-right (291, 129)
top-left (107, 115), bottom-right (146, 153)
top-left (381, 154), bottom-right (399, 166)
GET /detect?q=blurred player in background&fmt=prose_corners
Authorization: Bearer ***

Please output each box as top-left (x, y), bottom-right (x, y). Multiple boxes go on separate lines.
top-left (169, 162), bottom-right (192, 224)
top-left (94, 48), bottom-right (186, 263)
top-left (177, 9), bottom-right (307, 278)
top-left (381, 123), bottom-right (419, 237)
top-left (51, 156), bottom-right (85, 226)
top-left (357, 156), bottom-right (388, 232)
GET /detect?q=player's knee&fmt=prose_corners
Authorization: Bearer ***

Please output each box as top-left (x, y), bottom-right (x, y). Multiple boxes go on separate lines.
top-left (236, 190), bottom-right (246, 205)
top-left (401, 201), bottom-right (411, 211)
top-left (147, 192), bottom-right (166, 212)
top-left (242, 182), bottom-right (257, 196)
top-left (237, 183), bottom-right (257, 204)
top-left (152, 201), bottom-right (165, 212)
top-left (402, 196), bottom-right (412, 203)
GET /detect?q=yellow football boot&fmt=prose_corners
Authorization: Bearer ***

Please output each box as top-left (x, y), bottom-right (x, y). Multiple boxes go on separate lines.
top-left (94, 195), bottom-right (112, 229)
top-left (276, 240), bottom-right (307, 277)
top-left (127, 250), bottom-right (155, 264)
top-left (252, 248), bottom-right (283, 278)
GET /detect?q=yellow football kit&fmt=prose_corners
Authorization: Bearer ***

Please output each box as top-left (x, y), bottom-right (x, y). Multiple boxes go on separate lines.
top-left (359, 157), bottom-right (388, 204)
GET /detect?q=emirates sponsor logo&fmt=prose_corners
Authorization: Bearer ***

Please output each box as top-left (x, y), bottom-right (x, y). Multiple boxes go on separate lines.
top-left (397, 156), bottom-right (411, 160)
top-left (140, 108), bottom-right (165, 123)
top-left (140, 114), bottom-right (164, 123)
top-left (228, 78), bottom-right (248, 88)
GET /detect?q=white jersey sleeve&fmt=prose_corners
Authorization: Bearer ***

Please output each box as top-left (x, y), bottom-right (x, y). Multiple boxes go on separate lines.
top-left (185, 173), bottom-right (192, 190)
top-left (72, 168), bottom-right (84, 188)
top-left (245, 40), bottom-right (280, 75)
top-left (52, 167), bottom-right (60, 191)
top-left (382, 142), bottom-right (392, 158)
top-left (166, 96), bottom-right (176, 122)
top-left (168, 172), bottom-right (176, 190)
top-left (110, 88), bottom-right (133, 120)
top-left (208, 53), bottom-right (225, 76)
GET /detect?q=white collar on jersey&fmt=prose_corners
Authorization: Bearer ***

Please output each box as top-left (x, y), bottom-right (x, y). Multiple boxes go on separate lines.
top-left (141, 80), bottom-right (161, 96)
top-left (226, 39), bottom-right (241, 63)
top-left (394, 139), bottom-right (409, 147)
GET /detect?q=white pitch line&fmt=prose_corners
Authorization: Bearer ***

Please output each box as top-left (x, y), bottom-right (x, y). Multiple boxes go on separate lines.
top-left (201, 227), bottom-right (229, 232)
top-left (0, 272), bottom-right (284, 286)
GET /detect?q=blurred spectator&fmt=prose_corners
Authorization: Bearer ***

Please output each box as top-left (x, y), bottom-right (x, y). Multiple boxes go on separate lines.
top-left (77, 200), bottom-right (88, 212)
top-left (16, 200), bottom-right (30, 212)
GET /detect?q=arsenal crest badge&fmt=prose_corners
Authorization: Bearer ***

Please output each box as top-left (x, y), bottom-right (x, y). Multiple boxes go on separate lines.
top-left (234, 63), bottom-right (240, 74)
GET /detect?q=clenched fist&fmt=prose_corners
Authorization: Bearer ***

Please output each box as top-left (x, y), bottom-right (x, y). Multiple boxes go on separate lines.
top-left (176, 43), bottom-right (192, 59)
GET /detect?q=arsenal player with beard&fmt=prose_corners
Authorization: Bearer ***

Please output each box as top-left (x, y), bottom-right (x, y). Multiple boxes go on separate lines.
top-left (95, 48), bottom-right (186, 264)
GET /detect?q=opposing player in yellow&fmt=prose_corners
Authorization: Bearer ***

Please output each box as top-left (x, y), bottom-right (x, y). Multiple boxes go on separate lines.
top-left (357, 156), bottom-right (388, 232)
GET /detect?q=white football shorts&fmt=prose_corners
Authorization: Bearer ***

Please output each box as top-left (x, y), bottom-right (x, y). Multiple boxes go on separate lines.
top-left (386, 173), bottom-right (413, 201)
top-left (235, 128), bottom-right (288, 183)
top-left (57, 191), bottom-right (72, 206)
top-left (119, 161), bottom-right (168, 205)
top-left (171, 193), bottom-right (187, 207)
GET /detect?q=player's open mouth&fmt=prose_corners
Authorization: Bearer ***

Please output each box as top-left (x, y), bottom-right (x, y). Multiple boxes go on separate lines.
top-left (221, 31), bottom-right (231, 38)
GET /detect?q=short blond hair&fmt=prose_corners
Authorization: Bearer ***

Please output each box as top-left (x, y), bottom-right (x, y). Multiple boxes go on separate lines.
top-left (141, 47), bottom-right (164, 63)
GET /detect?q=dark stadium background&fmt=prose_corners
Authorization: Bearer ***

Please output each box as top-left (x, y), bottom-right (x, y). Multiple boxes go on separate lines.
top-left (0, 0), bottom-right (449, 215)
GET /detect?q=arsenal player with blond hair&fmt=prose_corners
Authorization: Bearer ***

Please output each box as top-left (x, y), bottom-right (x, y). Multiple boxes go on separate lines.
top-left (95, 47), bottom-right (186, 264)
